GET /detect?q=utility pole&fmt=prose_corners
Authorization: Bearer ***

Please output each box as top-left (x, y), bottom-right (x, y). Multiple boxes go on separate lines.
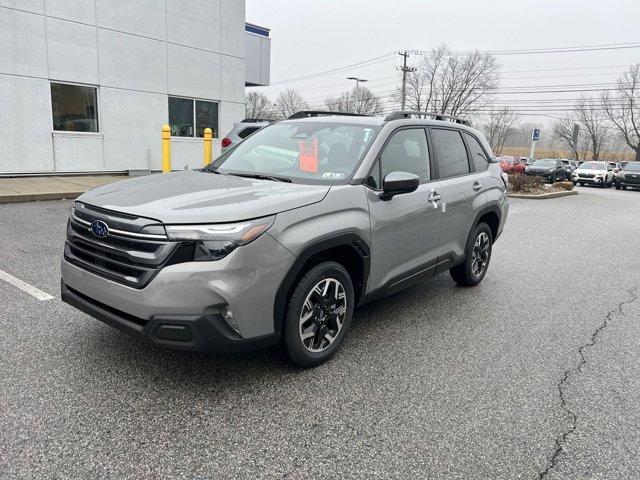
top-left (398, 51), bottom-right (415, 111)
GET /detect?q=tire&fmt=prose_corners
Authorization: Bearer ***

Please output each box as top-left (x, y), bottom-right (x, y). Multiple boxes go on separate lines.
top-left (615, 182), bottom-right (621, 190)
top-left (580, 182), bottom-right (585, 186)
top-left (283, 261), bottom-right (354, 368)
top-left (622, 185), bottom-right (627, 190)
top-left (551, 173), bottom-right (557, 183)
top-left (450, 222), bottom-right (493, 287)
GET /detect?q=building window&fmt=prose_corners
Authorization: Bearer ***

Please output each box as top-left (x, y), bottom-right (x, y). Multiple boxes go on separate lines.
top-left (169, 97), bottom-right (219, 138)
top-left (51, 83), bottom-right (98, 132)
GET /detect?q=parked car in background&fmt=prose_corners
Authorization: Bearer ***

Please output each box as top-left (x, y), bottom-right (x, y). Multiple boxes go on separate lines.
top-left (521, 157), bottom-right (535, 166)
top-left (614, 162), bottom-right (640, 190)
top-left (525, 159), bottom-right (570, 182)
top-left (221, 118), bottom-right (272, 152)
top-left (561, 159), bottom-right (578, 176)
top-left (498, 156), bottom-right (526, 174)
top-left (571, 161), bottom-right (615, 187)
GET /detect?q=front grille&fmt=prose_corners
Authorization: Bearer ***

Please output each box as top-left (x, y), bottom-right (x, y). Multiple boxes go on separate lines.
top-left (624, 174), bottom-right (640, 184)
top-left (64, 202), bottom-right (189, 289)
top-left (579, 173), bottom-right (595, 178)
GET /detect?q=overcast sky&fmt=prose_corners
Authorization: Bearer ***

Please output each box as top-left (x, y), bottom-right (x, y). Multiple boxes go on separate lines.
top-left (246, 0), bottom-right (640, 125)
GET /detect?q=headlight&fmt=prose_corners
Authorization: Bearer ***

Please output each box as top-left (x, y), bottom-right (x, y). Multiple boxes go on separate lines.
top-left (165, 216), bottom-right (275, 261)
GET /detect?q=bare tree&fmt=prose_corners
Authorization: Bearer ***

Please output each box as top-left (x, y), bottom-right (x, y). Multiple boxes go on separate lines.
top-left (275, 88), bottom-right (308, 118)
top-left (245, 91), bottom-right (275, 119)
top-left (325, 86), bottom-right (383, 115)
top-left (392, 44), bottom-right (499, 117)
top-left (552, 115), bottom-right (581, 160)
top-left (575, 96), bottom-right (609, 160)
top-left (601, 64), bottom-right (640, 161)
top-left (483, 107), bottom-right (520, 154)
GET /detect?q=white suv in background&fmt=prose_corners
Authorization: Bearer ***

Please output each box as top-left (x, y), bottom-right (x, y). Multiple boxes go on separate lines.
top-left (572, 161), bottom-right (616, 187)
top-left (221, 119), bottom-right (271, 152)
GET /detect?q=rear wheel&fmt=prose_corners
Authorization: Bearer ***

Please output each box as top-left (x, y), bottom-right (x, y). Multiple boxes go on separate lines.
top-left (450, 223), bottom-right (493, 287)
top-left (283, 261), bottom-right (354, 368)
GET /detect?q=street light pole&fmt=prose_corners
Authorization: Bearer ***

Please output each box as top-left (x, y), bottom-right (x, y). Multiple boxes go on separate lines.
top-left (347, 77), bottom-right (368, 88)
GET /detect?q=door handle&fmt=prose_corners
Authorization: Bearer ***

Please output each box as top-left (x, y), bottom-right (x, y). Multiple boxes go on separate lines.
top-left (427, 190), bottom-right (442, 208)
top-left (472, 181), bottom-right (482, 191)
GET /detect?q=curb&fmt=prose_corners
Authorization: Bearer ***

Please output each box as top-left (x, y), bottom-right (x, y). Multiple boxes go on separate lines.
top-left (0, 191), bottom-right (84, 204)
top-left (508, 190), bottom-right (579, 200)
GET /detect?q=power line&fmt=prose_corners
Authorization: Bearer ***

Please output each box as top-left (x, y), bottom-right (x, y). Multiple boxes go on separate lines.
top-left (452, 41), bottom-right (640, 55)
top-left (267, 53), bottom-right (396, 85)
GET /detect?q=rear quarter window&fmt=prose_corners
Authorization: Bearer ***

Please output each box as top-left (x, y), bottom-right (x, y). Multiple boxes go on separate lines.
top-left (464, 133), bottom-right (490, 172)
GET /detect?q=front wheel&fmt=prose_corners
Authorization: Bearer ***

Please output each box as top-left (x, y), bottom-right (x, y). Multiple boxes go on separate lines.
top-left (283, 261), bottom-right (354, 368)
top-left (450, 223), bottom-right (493, 287)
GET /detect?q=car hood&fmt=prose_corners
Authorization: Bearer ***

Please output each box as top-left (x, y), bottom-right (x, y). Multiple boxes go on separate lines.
top-left (575, 169), bottom-right (605, 175)
top-left (529, 166), bottom-right (553, 171)
top-left (77, 170), bottom-right (330, 224)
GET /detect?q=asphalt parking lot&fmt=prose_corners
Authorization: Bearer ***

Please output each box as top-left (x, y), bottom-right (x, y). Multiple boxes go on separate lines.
top-left (1, 185), bottom-right (640, 479)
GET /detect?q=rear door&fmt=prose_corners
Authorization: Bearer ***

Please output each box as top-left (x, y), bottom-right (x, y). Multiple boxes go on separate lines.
top-left (428, 127), bottom-right (485, 273)
top-left (365, 127), bottom-right (443, 296)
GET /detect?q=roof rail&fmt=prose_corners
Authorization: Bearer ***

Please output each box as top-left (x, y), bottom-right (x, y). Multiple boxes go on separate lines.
top-left (241, 118), bottom-right (272, 123)
top-left (385, 111), bottom-right (471, 126)
top-left (288, 110), bottom-right (370, 119)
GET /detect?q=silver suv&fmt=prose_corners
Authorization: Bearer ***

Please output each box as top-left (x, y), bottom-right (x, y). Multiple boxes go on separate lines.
top-left (61, 111), bottom-right (509, 367)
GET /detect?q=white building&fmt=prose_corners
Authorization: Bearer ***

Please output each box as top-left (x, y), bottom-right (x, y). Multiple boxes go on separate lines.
top-left (0, 1), bottom-right (270, 175)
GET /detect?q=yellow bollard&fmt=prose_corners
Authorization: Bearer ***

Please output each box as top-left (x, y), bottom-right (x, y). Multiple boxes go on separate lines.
top-left (203, 127), bottom-right (213, 166)
top-left (162, 124), bottom-right (171, 173)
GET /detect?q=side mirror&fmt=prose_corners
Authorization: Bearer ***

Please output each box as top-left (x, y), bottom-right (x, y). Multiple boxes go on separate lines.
top-left (380, 171), bottom-right (420, 200)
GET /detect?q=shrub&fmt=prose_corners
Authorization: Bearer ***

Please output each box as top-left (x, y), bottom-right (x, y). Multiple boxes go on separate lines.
top-left (508, 173), bottom-right (543, 193)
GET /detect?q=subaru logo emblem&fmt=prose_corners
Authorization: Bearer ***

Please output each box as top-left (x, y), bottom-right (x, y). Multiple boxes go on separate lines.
top-left (90, 219), bottom-right (109, 238)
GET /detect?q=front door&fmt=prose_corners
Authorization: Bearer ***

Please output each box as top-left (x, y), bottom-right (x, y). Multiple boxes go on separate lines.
top-left (365, 127), bottom-right (443, 296)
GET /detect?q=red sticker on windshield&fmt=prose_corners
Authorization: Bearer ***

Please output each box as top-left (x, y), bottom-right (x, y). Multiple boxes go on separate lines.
top-left (299, 138), bottom-right (318, 173)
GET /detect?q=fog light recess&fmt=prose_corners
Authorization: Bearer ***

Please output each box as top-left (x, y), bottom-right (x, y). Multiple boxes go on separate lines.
top-left (221, 305), bottom-right (241, 336)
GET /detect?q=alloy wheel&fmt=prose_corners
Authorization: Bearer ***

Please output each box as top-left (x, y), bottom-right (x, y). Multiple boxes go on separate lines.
top-left (471, 232), bottom-right (490, 277)
top-left (299, 278), bottom-right (347, 353)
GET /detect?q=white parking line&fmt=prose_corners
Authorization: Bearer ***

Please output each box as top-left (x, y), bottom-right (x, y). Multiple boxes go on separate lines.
top-left (0, 269), bottom-right (55, 301)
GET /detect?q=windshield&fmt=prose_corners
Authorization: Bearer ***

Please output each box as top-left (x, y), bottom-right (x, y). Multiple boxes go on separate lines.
top-left (533, 159), bottom-right (557, 168)
top-left (578, 162), bottom-right (605, 171)
top-left (625, 162), bottom-right (640, 171)
top-left (210, 121), bottom-right (381, 184)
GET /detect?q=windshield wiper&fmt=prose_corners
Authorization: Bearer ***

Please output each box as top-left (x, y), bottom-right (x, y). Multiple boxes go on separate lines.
top-left (228, 172), bottom-right (292, 183)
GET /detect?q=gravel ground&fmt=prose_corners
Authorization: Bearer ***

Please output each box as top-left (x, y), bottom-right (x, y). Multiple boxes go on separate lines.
top-left (1, 185), bottom-right (639, 479)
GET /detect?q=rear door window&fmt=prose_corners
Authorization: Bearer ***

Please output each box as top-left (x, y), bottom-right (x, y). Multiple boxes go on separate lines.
top-left (431, 129), bottom-right (471, 179)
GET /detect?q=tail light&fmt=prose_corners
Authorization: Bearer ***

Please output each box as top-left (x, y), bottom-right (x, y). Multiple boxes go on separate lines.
top-left (221, 137), bottom-right (232, 148)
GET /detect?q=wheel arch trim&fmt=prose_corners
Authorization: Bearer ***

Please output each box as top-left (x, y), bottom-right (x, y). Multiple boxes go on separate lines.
top-left (272, 232), bottom-right (371, 336)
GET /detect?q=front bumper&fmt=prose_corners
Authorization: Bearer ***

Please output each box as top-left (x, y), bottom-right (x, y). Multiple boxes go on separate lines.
top-left (527, 171), bottom-right (555, 181)
top-left (573, 176), bottom-right (604, 184)
top-left (616, 177), bottom-right (640, 187)
top-left (61, 282), bottom-right (278, 353)
top-left (60, 232), bottom-right (295, 353)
